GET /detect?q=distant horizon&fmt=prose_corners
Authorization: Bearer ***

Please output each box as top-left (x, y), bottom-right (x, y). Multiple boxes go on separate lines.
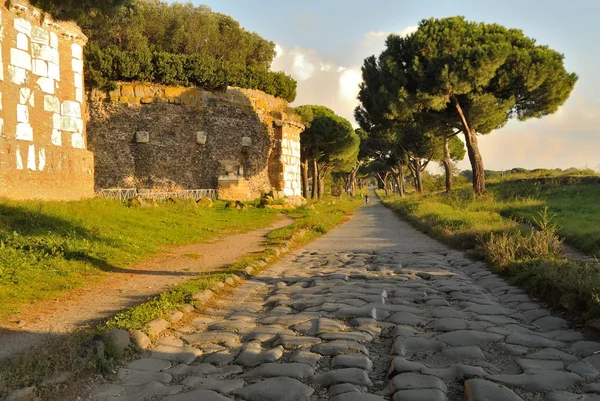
top-left (167, 0), bottom-right (600, 172)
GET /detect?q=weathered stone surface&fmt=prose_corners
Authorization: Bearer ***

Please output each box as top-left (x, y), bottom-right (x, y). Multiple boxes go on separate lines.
top-left (534, 316), bottom-right (569, 331)
top-left (387, 312), bottom-right (425, 326)
top-left (528, 348), bottom-right (578, 361)
top-left (506, 333), bottom-right (565, 349)
top-left (162, 389), bottom-right (232, 401)
top-left (291, 349), bottom-right (321, 367)
top-left (544, 391), bottom-right (600, 401)
top-left (392, 337), bottom-right (444, 356)
top-left (234, 342), bottom-right (284, 367)
top-left (231, 377), bottom-right (314, 401)
top-left (331, 393), bottom-right (386, 401)
top-left (274, 335), bottom-right (322, 349)
top-left (464, 379), bottom-right (525, 401)
top-left (3, 387), bottom-right (38, 401)
top-left (329, 383), bottom-right (359, 397)
top-left (583, 383), bottom-right (600, 394)
top-left (182, 331), bottom-right (240, 345)
top-left (151, 344), bottom-right (202, 364)
top-left (516, 359), bottom-right (564, 371)
top-left (179, 377), bottom-right (244, 393)
top-left (312, 368), bottom-right (373, 387)
top-left (391, 389), bottom-right (449, 401)
top-left (127, 358), bottom-right (171, 372)
top-left (240, 363), bottom-right (315, 380)
top-left (117, 368), bottom-right (172, 386)
top-left (441, 346), bottom-right (486, 362)
top-left (388, 357), bottom-right (426, 375)
top-left (331, 354), bottom-right (374, 371)
top-left (489, 370), bottom-right (583, 392)
top-left (435, 330), bottom-right (503, 346)
top-left (380, 373), bottom-right (447, 395)
top-left (129, 330), bottom-right (151, 350)
top-left (312, 340), bottom-right (369, 356)
top-left (147, 318), bottom-right (170, 336)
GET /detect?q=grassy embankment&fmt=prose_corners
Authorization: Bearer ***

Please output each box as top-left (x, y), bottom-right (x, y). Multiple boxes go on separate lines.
top-left (0, 197), bottom-right (282, 320)
top-left (380, 176), bottom-right (600, 321)
top-left (0, 195), bottom-right (363, 392)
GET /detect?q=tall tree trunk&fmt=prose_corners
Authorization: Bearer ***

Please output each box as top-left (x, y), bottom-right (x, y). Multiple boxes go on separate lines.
top-left (393, 170), bottom-right (405, 198)
top-left (318, 176), bottom-right (325, 199)
top-left (348, 162), bottom-right (359, 196)
top-left (301, 156), bottom-right (309, 199)
top-left (452, 95), bottom-right (485, 195)
top-left (442, 136), bottom-right (453, 193)
top-left (311, 159), bottom-right (318, 199)
top-left (413, 158), bottom-right (423, 194)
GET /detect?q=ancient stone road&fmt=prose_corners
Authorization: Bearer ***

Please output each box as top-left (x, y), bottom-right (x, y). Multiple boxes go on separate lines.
top-left (89, 197), bottom-right (600, 401)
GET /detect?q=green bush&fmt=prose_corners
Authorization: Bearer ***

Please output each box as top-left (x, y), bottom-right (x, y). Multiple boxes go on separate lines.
top-left (85, 45), bottom-right (297, 101)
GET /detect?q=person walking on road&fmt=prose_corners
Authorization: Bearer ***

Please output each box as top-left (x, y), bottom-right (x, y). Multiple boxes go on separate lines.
top-left (365, 194), bottom-right (369, 204)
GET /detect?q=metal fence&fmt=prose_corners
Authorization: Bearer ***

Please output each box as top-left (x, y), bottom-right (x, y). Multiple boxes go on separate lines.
top-left (98, 188), bottom-right (217, 203)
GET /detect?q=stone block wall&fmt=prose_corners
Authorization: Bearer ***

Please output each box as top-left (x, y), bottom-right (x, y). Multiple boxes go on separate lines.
top-left (88, 84), bottom-right (303, 200)
top-left (0, 1), bottom-right (94, 201)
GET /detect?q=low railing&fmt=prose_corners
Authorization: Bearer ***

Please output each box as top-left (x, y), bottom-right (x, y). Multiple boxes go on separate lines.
top-left (98, 188), bottom-right (217, 203)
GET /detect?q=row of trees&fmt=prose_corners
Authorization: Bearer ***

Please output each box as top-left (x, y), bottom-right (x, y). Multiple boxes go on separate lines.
top-left (32, 0), bottom-right (296, 101)
top-left (356, 16), bottom-right (577, 195)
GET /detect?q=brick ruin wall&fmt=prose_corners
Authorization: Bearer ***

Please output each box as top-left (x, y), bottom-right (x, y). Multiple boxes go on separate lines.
top-left (87, 84), bottom-right (304, 200)
top-left (0, 1), bottom-right (94, 201)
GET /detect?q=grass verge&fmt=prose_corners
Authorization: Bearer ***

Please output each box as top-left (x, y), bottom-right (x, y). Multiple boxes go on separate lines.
top-left (0, 197), bottom-right (280, 319)
top-left (379, 188), bottom-right (600, 322)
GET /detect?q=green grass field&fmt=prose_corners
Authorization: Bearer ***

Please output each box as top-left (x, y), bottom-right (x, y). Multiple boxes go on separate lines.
top-left (0, 198), bottom-right (281, 319)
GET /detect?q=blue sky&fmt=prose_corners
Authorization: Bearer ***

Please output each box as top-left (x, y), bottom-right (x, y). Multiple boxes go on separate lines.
top-left (168, 0), bottom-right (600, 171)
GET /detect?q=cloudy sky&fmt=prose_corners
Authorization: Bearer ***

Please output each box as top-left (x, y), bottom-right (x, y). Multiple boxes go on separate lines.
top-left (171, 0), bottom-right (600, 171)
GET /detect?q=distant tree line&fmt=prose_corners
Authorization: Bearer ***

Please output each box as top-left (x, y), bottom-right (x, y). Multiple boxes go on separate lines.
top-left (33, 0), bottom-right (297, 101)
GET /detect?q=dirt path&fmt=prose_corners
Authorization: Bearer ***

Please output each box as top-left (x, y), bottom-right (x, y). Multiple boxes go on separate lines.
top-left (0, 215), bottom-right (293, 361)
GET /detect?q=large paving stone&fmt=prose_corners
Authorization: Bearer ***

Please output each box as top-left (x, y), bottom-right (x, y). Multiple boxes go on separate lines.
top-left (388, 357), bottom-right (426, 375)
top-left (506, 333), bottom-right (566, 349)
top-left (489, 370), bottom-right (583, 392)
top-left (319, 331), bottom-right (373, 342)
top-left (150, 345), bottom-right (202, 364)
top-left (392, 337), bottom-right (444, 356)
top-left (387, 312), bottom-right (425, 326)
top-left (162, 388), bottom-right (234, 401)
top-left (435, 330), bottom-right (503, 346)
top-left (312, 368), bottom-right (373, 387)
top-left (312, 340), bottom-right (369, 356)
top-left (109, 381), bottom-right (182, 401)
top-left (179, 377), bottom-right (244, 393)
top-left (516, 359), bottom-right (564, 371)
top-left (231, 377), bottom-right (314, 401)
top-left (464, 378), bottom-right (525, 401)
top-left (391, 389), bottom-right (449, 401)
top-left (441, 346), bottom-right (486, 362)
top-left (291, 349), bottom-right (321, 367)
top-left (545, 392), bottom-right (600, 401)
top-left (331, 393), bottom-right (386, 401)
top-left (182, 331), bottom-right (240, 345)
top-left (528, 348), bottom-right (578, 361)
top-left (126, 358), bottom-right (171, 372)
top-left (534, 316), bottom-right (569, 331)
top-left (274, 335), bottom-right (322, 349)
top-left (380, 373), bottom-right (447, 395)
top-left (234, 342), bottom-right (284, 367)
top-left (464, 305), bottom-right (515, 315)
top-left (331, 354), bottom-right (373, 371)
top-left (292, 318), bottom-right (345, 335)
top-left (240, 363), bottom-right (315, 380)
top-left (117, 368), bottom-right (172, 386)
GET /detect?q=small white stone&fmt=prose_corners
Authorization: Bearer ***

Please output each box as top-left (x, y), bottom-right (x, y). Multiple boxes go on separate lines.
top-left (74, 72), bottom-right (83, 89)
top-left (16, 145), bottom-right (23, 170)
top-left (50, 32), bottom-right (58, 48)
top-left (48, 62), bottom-right (60, 81)
top-left (31, 26), bottom-right (49, 45)
top-left (72, 43), bottom-right (82, 59)
top-left (17, 104), bottom-right (29, 123)
top-left (19, 88), bottom-right (31, 105)
top-left (16, 122), bottom-right (33, 141)
top-left (72, 58), bottom-right (83, 74)
top-left (51, 129), bottom-right (61, 146)
top-left (32, 59), bottom-right (47, 77)
top-left (16, 33), bottom-right (29, 51)
top-left (44, 95), bottom-right (60, 113)
top-left (76, 88), bottom-right (83, 103)
top-left (52, 113), bottom-right (61, 130)
top-left (37, 77), bottom-right (54, 94)
top-left (14, 18), bottom-right (32, 36)
top-left (72, 132), bottom-right (85, 149)
top-left (61, 101), bottom-right (81, 118)
top-left (10, 48), bottom-right (31, 71)
top-left (27, 144), bottom-right (36, 171)
top-left (38, 148), bottom-right (46, 171)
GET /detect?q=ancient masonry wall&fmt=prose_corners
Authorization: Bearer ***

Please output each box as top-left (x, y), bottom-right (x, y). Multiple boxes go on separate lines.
top-left (87, 84), bottom-right (303, 200)
top-left (0, 1), bottom-right (94, 200)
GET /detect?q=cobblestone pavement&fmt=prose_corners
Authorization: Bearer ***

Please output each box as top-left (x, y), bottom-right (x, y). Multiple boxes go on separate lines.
top-left (88, 198), bottom-right (600, 401)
